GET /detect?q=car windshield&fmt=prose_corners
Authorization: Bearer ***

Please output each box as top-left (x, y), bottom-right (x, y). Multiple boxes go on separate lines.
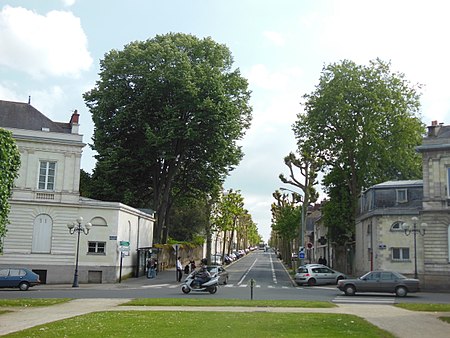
top-left (297, 267), bottom-right (308, 273)
top-left (360, 271), bottom-right (407, 280)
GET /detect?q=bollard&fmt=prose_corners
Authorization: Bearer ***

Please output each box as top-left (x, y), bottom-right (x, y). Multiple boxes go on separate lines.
top-left (250, 278), bottom-right (256, 300)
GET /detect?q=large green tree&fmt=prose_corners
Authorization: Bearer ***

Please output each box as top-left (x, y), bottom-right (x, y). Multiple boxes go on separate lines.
top-left (0, 128), bottom-right (20, 251)
top-left (294, 59), bottom-right (424, 244)
top-left (84, 33), bottom-right (252, 243)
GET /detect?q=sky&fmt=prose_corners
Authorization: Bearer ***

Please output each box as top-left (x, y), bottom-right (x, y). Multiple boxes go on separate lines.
top-left (0, 0), bottom-right (449, 242)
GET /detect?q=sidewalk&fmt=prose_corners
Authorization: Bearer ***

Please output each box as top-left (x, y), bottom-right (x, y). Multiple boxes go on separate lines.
top-left (1, 269), bottom-right (449, 337)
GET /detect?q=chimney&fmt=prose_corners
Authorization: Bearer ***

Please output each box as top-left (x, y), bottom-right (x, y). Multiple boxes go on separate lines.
top-left (70, 110), bottom-right (80, 134)
top-left (427, 120), bottom-right (442, 137)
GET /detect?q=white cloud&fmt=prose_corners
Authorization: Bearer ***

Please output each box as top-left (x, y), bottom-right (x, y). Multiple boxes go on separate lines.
top-left (0, 6), bottom-right (92, 78)
top-left (263, 30), bottom-right (286, 47)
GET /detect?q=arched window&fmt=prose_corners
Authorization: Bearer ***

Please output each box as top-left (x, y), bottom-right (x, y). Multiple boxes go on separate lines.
top-left (90, 217), bottom-right (107, 227)
top-left (32, 214), bottom-right (52, 253)
top-left (390, 221), bottom-right (404, 232)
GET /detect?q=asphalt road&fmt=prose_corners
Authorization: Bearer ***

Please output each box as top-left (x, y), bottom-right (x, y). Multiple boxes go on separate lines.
top-left (1, 250), bottom-right (450, 304)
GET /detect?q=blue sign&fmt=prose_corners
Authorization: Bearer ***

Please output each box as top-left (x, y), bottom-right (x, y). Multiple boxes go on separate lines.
top-left (299, 252), bottom-right (305, 259)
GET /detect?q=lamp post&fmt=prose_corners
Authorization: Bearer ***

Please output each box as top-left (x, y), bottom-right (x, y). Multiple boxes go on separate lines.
top-left (402, 216), bottom-right (426, 279)
top-left (280, 187), bottom-right (305, 265)
top-left (67, 216), bottom-right (92, 287)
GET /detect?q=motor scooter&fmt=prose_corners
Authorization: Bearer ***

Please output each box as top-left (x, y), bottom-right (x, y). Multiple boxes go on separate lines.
top-left (181, 271), bottom-right (219, 294)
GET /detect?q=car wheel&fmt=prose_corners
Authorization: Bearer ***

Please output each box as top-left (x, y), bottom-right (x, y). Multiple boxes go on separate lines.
top-left (336, 276), bottom-right (345, 284)
top-left (307, 278), bottom-right (317, 286)
top-left (395, 286), bottom-right (408, 297)
top-left (19, 282), bottom-right (29, 291)
top-left (181, 285), bottom-right (191, 294)
top-left (344, 285), bottom-right (356, 296)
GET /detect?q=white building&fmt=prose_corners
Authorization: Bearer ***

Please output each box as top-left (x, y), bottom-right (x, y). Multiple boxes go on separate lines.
top-left (0, 100), bottom-right (154, 284)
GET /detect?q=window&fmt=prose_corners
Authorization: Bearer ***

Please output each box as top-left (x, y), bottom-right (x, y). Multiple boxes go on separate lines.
top-left (447, 168), bottom-right (450, 198)
top-left (396, 189), bottom-right (408, 203)
top-left (38, 161), bottom-right (56, 190)
top-left (392, 247), bottom-right (410, 261)
top-left (390, 221), bottom-right (404, 232)
top-left (90, 217), bottom-right (107, 227)
top-left (88, 241), bottom-right (106, 254)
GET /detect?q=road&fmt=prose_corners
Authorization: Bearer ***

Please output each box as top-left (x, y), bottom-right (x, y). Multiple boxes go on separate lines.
top-left (1, 250), bottom-right (449, 304)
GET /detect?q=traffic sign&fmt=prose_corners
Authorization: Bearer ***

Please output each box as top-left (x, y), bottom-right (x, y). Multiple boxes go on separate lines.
top-left (299, 251), bottom-right (305, 259)
top-left (120, 241), bottom-right (130, 247)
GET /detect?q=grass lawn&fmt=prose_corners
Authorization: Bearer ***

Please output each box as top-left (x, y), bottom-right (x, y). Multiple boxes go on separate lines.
top-left (3, 311), bottom-right (394, 338)
top-left (395, 303), bottom-right (450, 325)
top-left (0, 298), bottom-right (71, 307)
top-left (122, 298), bottom-right (336, 308)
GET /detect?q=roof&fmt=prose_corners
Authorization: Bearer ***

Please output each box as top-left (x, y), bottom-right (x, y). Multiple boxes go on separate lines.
top-left (371, 180), bottom-right (423, 189)
top-left (0, 99), bottom-right (71, 133)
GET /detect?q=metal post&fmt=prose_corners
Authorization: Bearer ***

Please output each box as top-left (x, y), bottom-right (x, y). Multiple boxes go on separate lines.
top-left (73, 228), bottom-right (81, 287)
top-left (413, 224), bottom-right (418, 279)
top-left (403, 217), bottom-right (426, 280)
top-left (67, 217), bottom-right (91, 288)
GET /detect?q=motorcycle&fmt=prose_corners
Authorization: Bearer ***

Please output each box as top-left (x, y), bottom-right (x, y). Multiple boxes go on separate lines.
top-left (181, 271), bottom-right (219, 294)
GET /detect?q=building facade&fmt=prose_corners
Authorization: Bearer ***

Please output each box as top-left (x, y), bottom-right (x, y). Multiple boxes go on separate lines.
top-left (355, 121), bottom-right (450, 290)
top-left (0, 100), bottom-right (155, 284)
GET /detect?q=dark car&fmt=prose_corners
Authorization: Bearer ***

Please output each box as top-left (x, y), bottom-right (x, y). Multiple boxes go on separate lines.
top-left (207, 265), bottom-right (229, 285)
top-left (0, 268), bottom-right (40, 291)
top-left (337, 270), bottom-right (420, 297)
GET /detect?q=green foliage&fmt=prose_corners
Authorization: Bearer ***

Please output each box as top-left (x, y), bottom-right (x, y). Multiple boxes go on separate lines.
top-left (0, 128), bottom-right (20, 250)
top-left (83, 33), bottom-right (252, 243)
top-left (212, 189), bottom-right (245, 232)
top-left (167, 195), bottom-right (208, 242)
top-left (294, 59), bottom-right (425, 243)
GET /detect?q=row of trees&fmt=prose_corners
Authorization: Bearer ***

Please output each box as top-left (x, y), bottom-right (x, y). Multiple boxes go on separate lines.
top-left (271, 59), bottom-right (424, 268)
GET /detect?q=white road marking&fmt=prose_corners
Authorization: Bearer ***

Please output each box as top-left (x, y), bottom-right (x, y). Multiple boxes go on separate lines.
top-left (237, 258), bottom-right (258, 286)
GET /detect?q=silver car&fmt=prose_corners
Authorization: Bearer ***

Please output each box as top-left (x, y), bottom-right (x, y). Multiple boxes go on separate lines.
top-left (294, 264), bottom-right (346, 286)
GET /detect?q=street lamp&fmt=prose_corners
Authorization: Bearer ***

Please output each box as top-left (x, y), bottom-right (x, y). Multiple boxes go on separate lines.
top-left (67, 216), bottom-right (92, 287)
top-left (402, 216), bottom-right (426, 279)
top-left (280, 187), bottom-right (305, 265)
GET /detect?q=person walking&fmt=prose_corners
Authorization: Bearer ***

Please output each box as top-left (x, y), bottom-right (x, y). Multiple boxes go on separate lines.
top-left (176, 257), bottom-right (183, 282)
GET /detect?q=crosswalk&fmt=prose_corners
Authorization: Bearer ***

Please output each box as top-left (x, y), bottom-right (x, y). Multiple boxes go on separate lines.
top-left (142, 283), bottom-right (291, 289)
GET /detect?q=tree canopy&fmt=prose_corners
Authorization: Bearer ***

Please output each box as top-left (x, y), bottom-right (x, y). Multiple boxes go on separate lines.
top-left (83, 33), bottom-right (252, 243)
top-left (293, 59), bottom-right (424, 244)
top-left (0, 128), bottom-right (20, 251)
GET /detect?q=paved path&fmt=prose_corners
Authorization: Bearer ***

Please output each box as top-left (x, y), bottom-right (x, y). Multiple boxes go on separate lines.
top-left (1, 298), bottom-right (449, 337)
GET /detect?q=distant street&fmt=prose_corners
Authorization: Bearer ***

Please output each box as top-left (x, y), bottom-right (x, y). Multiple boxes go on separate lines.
top-left (1, 250), bottom-right (450, 304)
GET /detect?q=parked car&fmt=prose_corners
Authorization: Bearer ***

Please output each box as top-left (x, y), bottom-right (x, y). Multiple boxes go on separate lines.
top-left (207, 265), bottom-right (229, 285)
top-left (294, 264), bottom-right (346, 286)
top-left (337, 270), bottom-right (420, 297)
top-left (0, 268), bottom-right (40, 291)
top-left (211, 254), bottom-right (223, 265)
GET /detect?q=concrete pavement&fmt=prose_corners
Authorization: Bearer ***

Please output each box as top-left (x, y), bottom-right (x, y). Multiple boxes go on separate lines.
top-left (1, 268), bottom-right (449, 337)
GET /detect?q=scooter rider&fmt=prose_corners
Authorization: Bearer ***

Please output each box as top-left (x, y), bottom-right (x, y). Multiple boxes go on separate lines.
top-left (194, 258), bottom-right (211, 286)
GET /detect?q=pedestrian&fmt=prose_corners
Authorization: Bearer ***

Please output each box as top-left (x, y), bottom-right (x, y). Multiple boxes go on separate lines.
top-left (149, 258), bottom-right (156, 278)
top-left (190, 260), bottom-right (196, 273)
top-left (318, 256), bottom-right (325, 265)
top-left (176, 256), bottom-right (183, 282)
top-left (322, 257), bottom-right (327, 266)
top-left (147, 258), bottom-right (153, 278)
